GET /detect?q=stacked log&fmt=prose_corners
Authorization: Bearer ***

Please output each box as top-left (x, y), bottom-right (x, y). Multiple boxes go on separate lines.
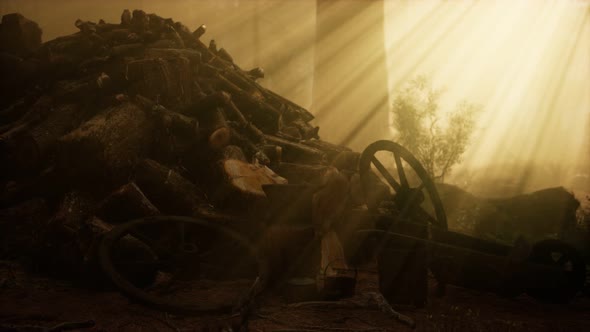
top-left (0, 11), bottom-right (352, 275)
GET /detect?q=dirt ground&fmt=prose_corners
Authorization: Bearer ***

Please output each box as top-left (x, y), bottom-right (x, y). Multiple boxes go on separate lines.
top-left (1, 260), bottom-right (589, 332)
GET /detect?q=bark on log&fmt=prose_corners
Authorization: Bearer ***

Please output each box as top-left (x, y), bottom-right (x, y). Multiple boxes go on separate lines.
top-left (144, 48), bottom-right (202, 66)
top-left (228, 126), bottom-right (260, 162)
top-left (134, 159), bottom-right (208, 216)
top-left (216, 74), bottom-right (281, 134)
top-left (96, 182), bottom-right (160, 224)
top-left (0, 95), bottom-right (53, 141)
top-left (275, 162), bottom-right (330, 185)
top-left (136, 96), bottom-right (202, 164)
top-left (222, 145), bottom-right (247, 162)
top-left (126, 56), bottom-right (194, 108)
top-left (57, 102), bottom-right (155, 189)
top-left (265, 134), bottom-right (327, 164)
top-left (304, 139), bottom-right (352, 163)
top-left (1, 104), bottom-right (81, 175)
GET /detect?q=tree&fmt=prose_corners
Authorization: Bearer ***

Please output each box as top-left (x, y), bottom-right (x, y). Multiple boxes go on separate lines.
top-left (390, 75), bottom-right (479, 182)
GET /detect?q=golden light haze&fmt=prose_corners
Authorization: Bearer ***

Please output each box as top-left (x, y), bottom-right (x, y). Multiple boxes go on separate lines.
top-left (1, 0), bottom-right (589, 193)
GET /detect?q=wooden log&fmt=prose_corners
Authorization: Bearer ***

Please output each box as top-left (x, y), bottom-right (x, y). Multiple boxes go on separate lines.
top-left (126, 56), bottom-right (193, 108)
top-left (330, 150), bottom-right (360, 173)
top-left (304, 139), bottom-right (352, 163)
top-left (101, 29), bottom-right (140, 45)
top-left (183, 91), bottom-right (230, 116)
top-left (215, 158), bottom-right (287, 212)
top-left (280, 126), bottom-right (302, 140)
top-left (144, 48), bottom-right (202, 66)
top-left (292, 118), bottom-right (320, 140)
top-left (259, 87), bottom-right (315, 122)
top-left (0, 166), bottom-right (64, 208)
top-left (131, 10), bottom-right (150, 32)
top-left (216, 74), bottom-right (281, 134)
top-left (265, 134), bottom-right (327, 164)
top-left (134, 159), bottom-right (208, 216)
top-left (1, 104), bottom-right (81, 175)
top-left (135, 95), bottom-right (202, 164)
top-left (49, 191), bottom-right (97, 234)
top-left (57, 102), bottom-right (155, 189)
top-left (209, 125), bottom-right (231, 151)
top-left (0, 95), bottom-right (53, 141)
top-left (228, 126), bottom-right (260, 162)
top-left (221, 159), bottom-right (287, 197)
top-left (192, 92), bottom-right (264, 144)
top-left (192, 24), bottom-right (206, 39)
top-left (247, 67), bottom-right (264, 80)
top-left (209, 39), bottom-right (218, 54)
top-left (222, 69), bottom-right (263, 96)
top-left (275, 162), bottom-right (330, 185)
top-left (218, 48), bottom-right (233, 63)
top-left (222, 145), bottom-right (247, 162)
top-left (120, 9), bottom-right (132, 26)
top-left (96, 182), bottom-right (160, 224)
top-left (110, 43), bottom-right (143, 56)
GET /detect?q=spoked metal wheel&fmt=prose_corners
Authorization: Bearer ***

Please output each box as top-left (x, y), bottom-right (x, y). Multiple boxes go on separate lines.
top-left (358, 140), bottom-right (447, 230)
top-left (526, 239), bottom-right (586, 303)
top-left (99, 216), bottom-right (268, 314)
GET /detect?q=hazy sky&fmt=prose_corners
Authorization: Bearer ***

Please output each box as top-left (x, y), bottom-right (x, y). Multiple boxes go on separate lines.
top-left (384, 1), bottom-right (590, 171)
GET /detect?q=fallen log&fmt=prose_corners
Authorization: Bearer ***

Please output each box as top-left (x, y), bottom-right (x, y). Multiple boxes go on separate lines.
top-left (222, 145), bottom-right (247, 162)
top-left (4, 104), bottom-right (81, 174)
top-left (136, 96), bottom-right (203, 164)
top-left (304, 139), bottom-right (352, 163)
top-left (134, 159), bottom-right (208, 216)
top-left (275, 163), bottom-right (330, 185)
top-left (96, 182), bottom-right (160, 224)
top-left (219, 158), bottom-right (287, 198)
top-left (126, 56), bottom-right (194, 108)
top-left (216, 74), bottom-right (281, 134)
top-left (57, 102), bottom-right (155, 189)
top-left (265, 135), bottom-right (327, 164)
top-left (145, 47), bottom-right (202, 66)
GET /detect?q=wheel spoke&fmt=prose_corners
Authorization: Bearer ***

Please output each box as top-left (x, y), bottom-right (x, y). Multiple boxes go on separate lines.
top-left (417, 206), bottom-right (438, 225)
top-left (394, 153), bottom-right (409, 189)
top-left (371, 155), bottom-right (402, 192)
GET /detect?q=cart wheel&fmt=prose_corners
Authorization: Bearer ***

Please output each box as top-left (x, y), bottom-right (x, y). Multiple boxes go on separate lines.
top-left (99, 216), bottom-right (268, 314)
top-left (526, 239), bottom-right (586, 303)
top-left (359, 140), bottom-right (447, 229)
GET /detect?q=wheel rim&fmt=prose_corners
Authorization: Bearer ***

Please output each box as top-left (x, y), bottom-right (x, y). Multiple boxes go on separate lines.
top-left (99, 216), bottom-right (268, 313)
top-left (359, 140), bottom-right (447, 230)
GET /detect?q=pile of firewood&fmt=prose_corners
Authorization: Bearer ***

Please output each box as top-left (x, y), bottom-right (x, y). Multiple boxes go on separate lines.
top-left (0, 10), bottom-right (353, 274)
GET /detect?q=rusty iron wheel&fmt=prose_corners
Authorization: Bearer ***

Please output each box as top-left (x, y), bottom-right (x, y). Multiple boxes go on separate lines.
top-left (99, 215), bottom-right (268, 314)
top-left (358, 140), bottom-right (447, 230)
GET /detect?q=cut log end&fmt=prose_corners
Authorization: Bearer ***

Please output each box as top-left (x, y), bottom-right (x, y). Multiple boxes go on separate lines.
top-left (208, 126), bottom-right (231, 150)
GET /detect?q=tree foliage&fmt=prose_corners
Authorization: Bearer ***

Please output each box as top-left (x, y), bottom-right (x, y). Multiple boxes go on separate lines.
top-left (390, 75), bottom-right (480, 182)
